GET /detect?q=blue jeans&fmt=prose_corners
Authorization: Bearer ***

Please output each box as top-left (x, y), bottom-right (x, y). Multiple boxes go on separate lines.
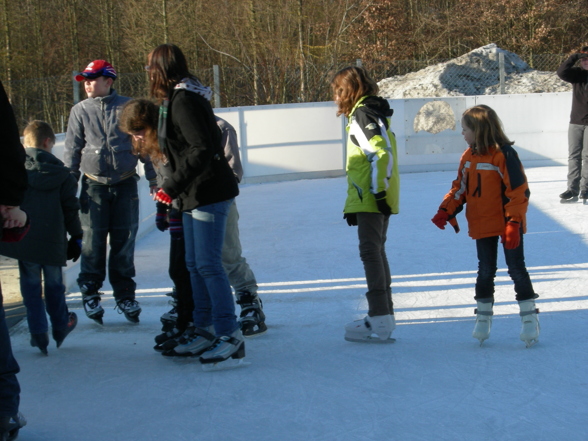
top-left (0, 288), bottom-right (20, 418)
top-left (183, 199), bottom-right (238, 336)
top-left (18, 261), bottom-right (68, 334)
top-left (78, 176), bottom-right (139, 299)
top-left (475, 232), bottom-right (536, 302)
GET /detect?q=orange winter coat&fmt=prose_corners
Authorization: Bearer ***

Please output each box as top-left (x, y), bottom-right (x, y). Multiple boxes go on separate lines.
top-left (439, 145), bottom-right (530, 240)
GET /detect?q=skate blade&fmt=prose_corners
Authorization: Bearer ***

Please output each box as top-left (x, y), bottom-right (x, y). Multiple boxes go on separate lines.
top-left (344, 335), bottom-right (396, 344)
top-left (523, 338), bottom-right (538, 348)
top-left (560, 198), bottom-right (578, 204)
top-left (242, 326), bottom-right (268, 338)
top-left (201, 358), bottom-right (250, 371)
top-left (89, 316), bottom-right (104, 325)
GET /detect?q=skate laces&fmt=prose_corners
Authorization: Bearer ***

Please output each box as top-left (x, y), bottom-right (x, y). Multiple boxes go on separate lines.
top-left (84, 297), bottom-right (101, 310)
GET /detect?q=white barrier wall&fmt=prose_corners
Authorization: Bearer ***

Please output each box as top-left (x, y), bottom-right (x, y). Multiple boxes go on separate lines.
top-left (54, 92), bottom-right (572, 291)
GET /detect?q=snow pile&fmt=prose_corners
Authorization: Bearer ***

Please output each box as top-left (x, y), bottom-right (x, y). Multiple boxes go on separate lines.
top-left (378, 43), bottom-right (571, 99)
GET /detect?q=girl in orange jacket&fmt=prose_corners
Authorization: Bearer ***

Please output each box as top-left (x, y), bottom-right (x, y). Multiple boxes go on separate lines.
top-left (432, 105), bottom-right (540, 348)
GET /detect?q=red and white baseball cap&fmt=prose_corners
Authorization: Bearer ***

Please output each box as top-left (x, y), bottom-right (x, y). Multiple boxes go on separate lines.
top-left (75, 60), bottom-right (117, 82)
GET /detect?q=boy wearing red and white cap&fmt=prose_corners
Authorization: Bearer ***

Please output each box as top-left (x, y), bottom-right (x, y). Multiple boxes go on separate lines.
top-left (64, 60), bottom-right (157, 325)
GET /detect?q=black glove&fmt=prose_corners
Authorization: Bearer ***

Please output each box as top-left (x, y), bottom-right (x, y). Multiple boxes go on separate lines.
top-left (67, 234), bottom-right (83, 262)
top-left (155, 202), bottom-right (169, 232)
top-left (374, 192), bottom-right (392, 216)
top-left (344, 213), bottom-right (357, 226)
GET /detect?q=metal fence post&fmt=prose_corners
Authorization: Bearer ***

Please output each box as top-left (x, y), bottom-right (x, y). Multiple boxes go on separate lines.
top-left (499, 52), bottom-right (505, 94)
top-left (73, 71), bottom-right (80, 105)
top-left (213, 65), bottom-right (221, 108)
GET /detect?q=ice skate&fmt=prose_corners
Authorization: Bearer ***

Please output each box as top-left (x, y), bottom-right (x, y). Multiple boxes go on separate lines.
top-left (581, 190), bottom-right (588, 205)
top-left (115, 298), bottom-right (141, 324)
top-left (0, 412), bottom-right (26, 441)
top-left (519, 299), bottom-right (540, 348)
top-left (153, 326), bottom-right (183, 352)
top-left (30, 332), bottom-right (49, 355)
top-left (52, 312), bottom-right (78, 348)
top-left (160, 289), bottom-right (178, 330)
top-left (169, 326), bottom-right (215, 357)
top-left (472, 300), bottom-right (493, 346)
top-left (236, 291), bottom-right (267, 337)
top-left (344, 314), bottom-right (396, 343)
top-left (559, 190), bottom-right (578, 203)
top-left (81, 282), bottom-right (104, 324)
top-left (200, 329), bottom-right (247, 371)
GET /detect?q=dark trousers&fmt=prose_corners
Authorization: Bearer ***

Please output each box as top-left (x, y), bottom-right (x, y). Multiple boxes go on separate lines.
top-left (475, 232), bottom-right (536, 302)
top-left (168, 229), bottom-right (194, 331)
top-left (78, 176), bottom-right (139, 299)
top-left (0, 288), bottom-right (20, 418)
top-left (357, 212), bottom-right (393, 316)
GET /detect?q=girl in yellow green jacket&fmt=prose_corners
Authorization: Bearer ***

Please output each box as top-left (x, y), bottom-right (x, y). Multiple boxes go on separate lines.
top-left (331, 66), bottom-right (399, 343)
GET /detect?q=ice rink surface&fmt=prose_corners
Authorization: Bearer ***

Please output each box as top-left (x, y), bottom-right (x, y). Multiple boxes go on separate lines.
top-left (8, 165), bottom-right (588, 441)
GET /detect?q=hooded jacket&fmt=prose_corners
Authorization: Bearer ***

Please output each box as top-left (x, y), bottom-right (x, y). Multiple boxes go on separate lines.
top-left (64, 89), bottom-right (156, 184)
top-left (439, 145), bottom-right (530, 240)
top-left (0, 148), bottom-right (82, 266)
top-left (344, 95), bottom-right (400, 214)
top-left (159, 79), bottom-right (238, 211)
top-left (556, 53), bottom-right (588, 125)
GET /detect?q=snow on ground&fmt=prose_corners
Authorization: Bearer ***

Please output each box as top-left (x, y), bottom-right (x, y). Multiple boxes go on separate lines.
top-left (378, 43), bottom-right (571, 99)
top-left (8, 165), bottom-right (588, 441)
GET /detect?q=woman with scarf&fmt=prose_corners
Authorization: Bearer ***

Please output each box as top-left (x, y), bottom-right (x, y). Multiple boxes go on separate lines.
top-left (147, 44), bottom-right (243, 367)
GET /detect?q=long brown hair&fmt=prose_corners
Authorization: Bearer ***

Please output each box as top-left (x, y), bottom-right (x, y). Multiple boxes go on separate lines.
top-left (462, 105), bottom-right (513, 155)
top-left (330, 66), bottom-right (379, 117)
top-left (119, 99), bottom-right (165, 164)
top-left (147, 44), bottom-right (196, 102)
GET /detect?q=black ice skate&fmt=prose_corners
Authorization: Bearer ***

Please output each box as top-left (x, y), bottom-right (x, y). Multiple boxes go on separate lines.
top-left (30, 332), bottom-right (49, 355)
top-left (236, 291), bottom-right (267, 337)
top-left (115, 298), bottom-right (142, 324)
top-left (0, 412), bottom-right (26, 441)
top-left (81, 282), bottom-right (104, 325)
top-left (559, 190), bottom-right (579, 204)
top-left (52, 312), bottom-right (78, 348)
top-left (581, 190), bottom-right (588, 205)
top-left (160, 289), bottom-right (178, 331)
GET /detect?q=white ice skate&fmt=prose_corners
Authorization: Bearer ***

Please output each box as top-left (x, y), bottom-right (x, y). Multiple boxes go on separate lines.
top-left (518, 299), bottom-right (540, 348)
top-left (344, 314), bottom-right (396, 343)
top-left (472, 301), bottom-right (493, 346)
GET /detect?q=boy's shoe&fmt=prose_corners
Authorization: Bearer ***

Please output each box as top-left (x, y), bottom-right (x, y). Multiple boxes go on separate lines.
top-left (0, 412), bottom-right (26, 441)
top-left (30, 332), bottom-right (49, 355)
top-left (81, 282), bottom-right (104, 324)
top-left (115, 298), bottom-right (141, 324)
top-left (52, 312), bottom-right (78, 348)
top-left (559, 190), bottom-right (578, 203)
top-left (236, 291), bottom-right (267, 337)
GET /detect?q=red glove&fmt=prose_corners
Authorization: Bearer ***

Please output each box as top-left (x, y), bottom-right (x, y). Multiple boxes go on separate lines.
top-left (155, 189), bottom-right (172, 206)
top-left (431, 209), bottom-right (449, 229)
top-left (501, 221), bottom-right (520, 250)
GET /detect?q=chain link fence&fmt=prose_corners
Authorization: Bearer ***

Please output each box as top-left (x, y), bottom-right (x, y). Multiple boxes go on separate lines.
top-left (4, 53), bottom-right (572, 133)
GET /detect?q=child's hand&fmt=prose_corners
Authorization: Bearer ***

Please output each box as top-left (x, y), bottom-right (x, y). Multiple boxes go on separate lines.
top-left (0, 205), bottom-right (27, 228)
top-left (431, 209), bottom-right (449, 229)
top-left (501, 221), bottom-right (520, 249)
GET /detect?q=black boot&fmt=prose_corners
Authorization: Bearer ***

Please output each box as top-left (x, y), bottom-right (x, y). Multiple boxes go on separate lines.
top-left (236, 291), bottom-right (267, 337)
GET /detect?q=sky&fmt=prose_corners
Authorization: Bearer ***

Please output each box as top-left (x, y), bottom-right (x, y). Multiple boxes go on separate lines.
top-left (7, 165), bottom-right (588, 441)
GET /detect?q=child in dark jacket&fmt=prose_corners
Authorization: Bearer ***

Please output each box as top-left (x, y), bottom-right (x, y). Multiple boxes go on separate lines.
top-left (431, 105), bottom-right (540, 348)
top-left (0, 121), bottom-right (82, 355)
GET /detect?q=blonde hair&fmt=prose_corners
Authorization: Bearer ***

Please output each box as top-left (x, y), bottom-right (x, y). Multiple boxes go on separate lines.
top-left (331, 66), bottom-right (378, 117)
top-left (462, 105), bottom-right (513, 155)
top-left (119, 99), bottom-right (165, 165)
top-left (23, 120), bottom-right (55, 148)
